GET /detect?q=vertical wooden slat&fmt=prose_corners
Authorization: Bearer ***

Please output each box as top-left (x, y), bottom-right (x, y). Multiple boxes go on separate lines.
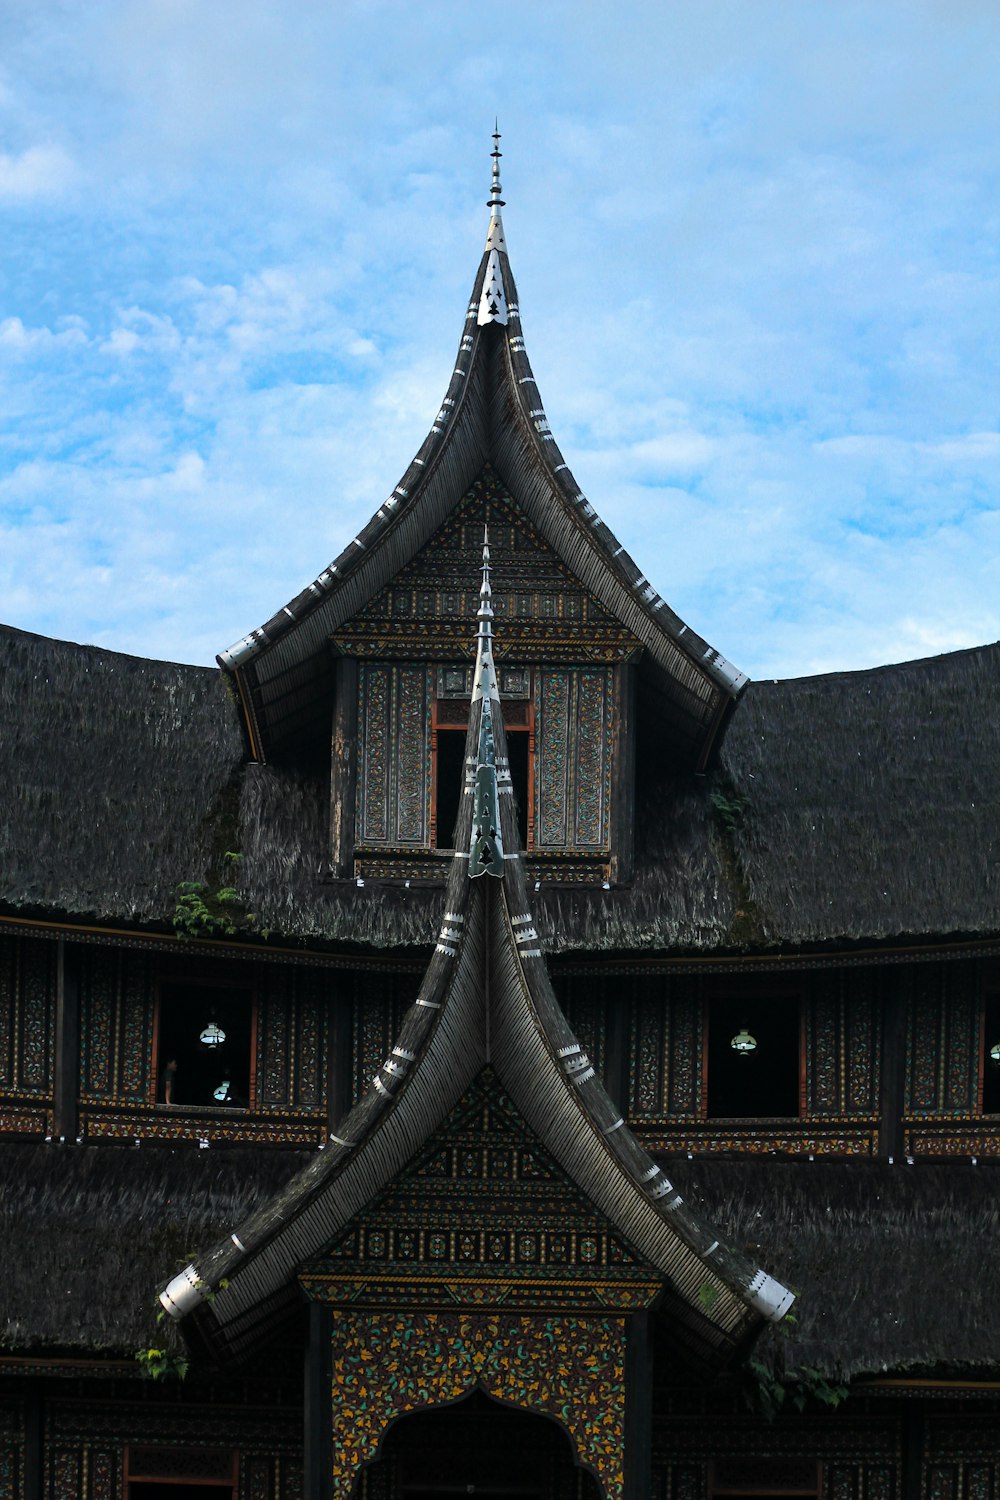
top-left (53, 939), bottom-right (80, 1143)
top-left (330, 654), bottom-right (359, 877)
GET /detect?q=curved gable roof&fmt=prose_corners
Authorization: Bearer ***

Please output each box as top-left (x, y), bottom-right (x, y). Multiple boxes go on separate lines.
top-left (164, 545), bottom-right (789, 1368)
top-left (220, 144), bottom-right (745, 771)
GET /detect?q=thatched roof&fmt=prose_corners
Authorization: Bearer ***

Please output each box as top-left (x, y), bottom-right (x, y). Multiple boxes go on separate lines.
top-left (665, 1156), bottom-right (1000, 1380)
top-left (1, 1140), bottom-right (997, 1382)
top-left (2, 623), bottom-right (998, 953)
top-left (0, 1141), bottom-right (307, 1354)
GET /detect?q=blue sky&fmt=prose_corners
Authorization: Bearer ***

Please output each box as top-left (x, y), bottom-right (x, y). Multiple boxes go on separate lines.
top-left (0, 0), bottom-right (997, 680)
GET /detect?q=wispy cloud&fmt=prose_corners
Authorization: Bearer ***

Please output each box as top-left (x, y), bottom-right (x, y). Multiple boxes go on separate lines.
top-left (0, 1), bottom-right (997, 678)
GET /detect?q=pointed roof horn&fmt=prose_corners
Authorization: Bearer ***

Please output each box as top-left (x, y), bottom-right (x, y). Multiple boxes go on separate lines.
top-left (478, 127), bottom-right (508, 322)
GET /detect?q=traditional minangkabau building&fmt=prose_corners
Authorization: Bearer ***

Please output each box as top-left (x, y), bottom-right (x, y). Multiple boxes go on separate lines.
top-left (1, 134), bottom-right (999, 1500)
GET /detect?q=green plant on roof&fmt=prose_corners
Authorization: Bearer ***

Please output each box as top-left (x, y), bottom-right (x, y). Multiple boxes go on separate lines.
top-left (135, 1345), bottom-right (189, 1382)
top-left (173, 854), bottom-right (258, 940)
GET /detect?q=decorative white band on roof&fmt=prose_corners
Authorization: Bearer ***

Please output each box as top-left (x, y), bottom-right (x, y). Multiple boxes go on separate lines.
top-left (373, 1075), bottom-right (392, 1099)
top-left (392, 1047), bottom-right (416, 1062)
top-left (602, 1117), bottom-right (625, 1134)
top-left (353, 538), bottom-right (366, 549)
top-left (557, 1044), bottom-right (581, 1057)
top-left (159, 1264), bottom-right (206, 1320)
top-left (704, 1240), bottom-right (720, 1256)
top-left (513, 914), bottom-right (533, 926)
top-left (571, 1066), bottom-right (595, 1086)
top-left (640, 1164), bottom-right (660, 1182)
top-left (231, 1232), bottom-right (246, 1251)
top-left (444, 912), bottom-right (464, 924)
top-left (747, 1269), bottom-right (796, 1322)
top-left (415, 998), bottom-right (441, 1009)
top-left (435, 941), bottom-right (459, 958)
top-left (329, 1132), bottom-right (355, 1147)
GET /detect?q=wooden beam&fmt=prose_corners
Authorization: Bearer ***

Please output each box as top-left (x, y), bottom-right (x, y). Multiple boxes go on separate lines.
top-left (879, 968), bottom-right (906, 1162)
top-left (611, 660), bottom-right (637, 885)
top-left (329, 656), bottom-right (359, 878)
top-left (53, 939), bottom-right (80, 1143)
top-left (624, 1310), bottom-right (652, 1500)
top-left (305, 1300), bottom-right (333, 1500)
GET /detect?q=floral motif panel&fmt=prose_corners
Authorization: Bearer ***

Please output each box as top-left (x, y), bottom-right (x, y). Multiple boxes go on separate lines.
top-left (328, 1309), bottom-right (626, 1500)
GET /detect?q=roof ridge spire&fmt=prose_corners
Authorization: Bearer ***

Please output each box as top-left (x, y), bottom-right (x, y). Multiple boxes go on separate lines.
top-left (488, 121), bottom-right (505, 214)
top-left (469, 525), bottom-right (504, 878)
top-left (477, 126), bottom-right (508, 323)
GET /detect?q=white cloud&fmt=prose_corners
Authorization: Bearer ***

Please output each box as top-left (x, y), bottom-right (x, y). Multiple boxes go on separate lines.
top-left (0, 143), bottom-right (74, 200)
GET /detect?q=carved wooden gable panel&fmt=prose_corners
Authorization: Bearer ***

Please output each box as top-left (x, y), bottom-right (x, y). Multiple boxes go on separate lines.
top-left (301, 1066), bottom-right (655, 1306)
top-left (332, 467), bottom-right (640, 664)
top-left (335, 469), bottom-right (640, 874)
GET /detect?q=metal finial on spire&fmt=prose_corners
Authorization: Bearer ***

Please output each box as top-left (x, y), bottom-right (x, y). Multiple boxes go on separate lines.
top-left (488, 123), bottom-right (505, 211)
top-left (478, 127), bottom-right (509, 322)
top-left (470, 525), bottom-right (504, 879)
top-left (471, 524), bottom-right (499, 705)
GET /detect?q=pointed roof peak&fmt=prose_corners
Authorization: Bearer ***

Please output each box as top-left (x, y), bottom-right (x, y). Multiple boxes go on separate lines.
top-left (478, 127), bottom-right (508, 319)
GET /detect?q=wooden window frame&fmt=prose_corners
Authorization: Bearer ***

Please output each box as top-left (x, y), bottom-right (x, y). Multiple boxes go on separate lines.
top-left (700, 978), bottom-right (806, 1124)
top-left (430, 695), bottom-right (535, 853)
top-left (150, 973), bottom-right (259, 1114)
top-left (979, 973), bottom-right (1000, 1116)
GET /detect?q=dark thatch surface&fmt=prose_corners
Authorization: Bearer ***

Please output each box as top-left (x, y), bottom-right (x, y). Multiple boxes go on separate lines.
top-left (1, 1141), bottom-right (998, 1381)
top-left (666, 1156), bottom-right (1000, 1379)
top-left (0, 625), bottom-right (243, 926)
top-left (0, 1142), bottom-right (309, 1354)
top-left (2, 623), bottom-right (998, 952)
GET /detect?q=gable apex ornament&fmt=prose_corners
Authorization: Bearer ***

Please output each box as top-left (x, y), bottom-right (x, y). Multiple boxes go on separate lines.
top-left (477, 125), bottom-right (509, 324)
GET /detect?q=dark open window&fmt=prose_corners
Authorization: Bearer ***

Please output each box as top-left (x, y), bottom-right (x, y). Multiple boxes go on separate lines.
top-left (706, 994), bottom-right (801, 1119)
top-left (983, 990), bottom-right (1000, 1115)
top-left (155, 982), bottom-right (254, 1110)
top-left (434, 728), bottom-right (467, 850)
top-left (432, 686), bottom-right (533, 854)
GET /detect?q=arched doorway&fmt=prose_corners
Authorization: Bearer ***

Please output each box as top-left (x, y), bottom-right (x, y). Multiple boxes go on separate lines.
top-left (357, 1390), bottom-right (604, 1500)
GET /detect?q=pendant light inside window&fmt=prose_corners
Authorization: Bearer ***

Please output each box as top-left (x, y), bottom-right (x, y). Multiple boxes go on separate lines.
top-left (199, 1019), bottom-right (226, 1047)
top-left (731, 1025), bottom-right (757, 1057)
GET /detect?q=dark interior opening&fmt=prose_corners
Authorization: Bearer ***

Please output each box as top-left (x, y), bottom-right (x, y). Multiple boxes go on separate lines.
top-left (375, 1389), bottom-right (600, 1500)
top-left (157, 982), bottom-right (253, 1109)
top-left (435, 729), bottom-right (467, 849)
top-left (707, 996), bottom-right (800, 1119)
top-left (507, 730), bottom-right (529, 849)
top-left (983, 993), bottom-right (1000, 1114)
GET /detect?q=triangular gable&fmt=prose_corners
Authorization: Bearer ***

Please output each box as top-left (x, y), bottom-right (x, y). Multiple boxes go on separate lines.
top-left (333, 466), bottom-right (641, 663)
top-left (300, 1068), bottom-right (658, 1313)
top-left (219, 163), bottom-right (746, 771)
